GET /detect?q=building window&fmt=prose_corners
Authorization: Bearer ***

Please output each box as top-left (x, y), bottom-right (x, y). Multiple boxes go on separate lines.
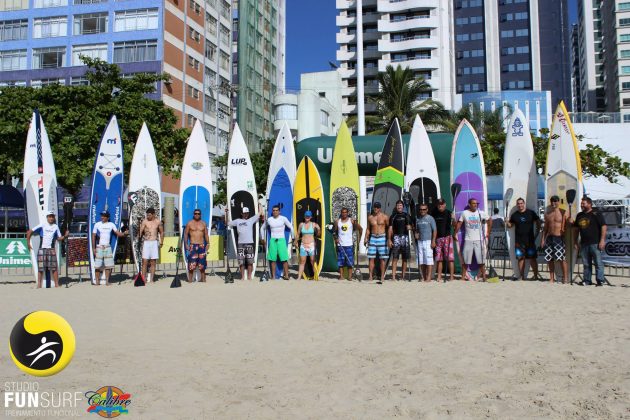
top-left (622, 66), bottom-right (630, 75)
top-left (187, 84), bottom-right (200, 99)
top-left (515, 29), bottom-right (529, 37)
top-left (0, 19), bottom-right (27, 41)
top-left (72, 43), bottom-right (107, 65)
top-left (70, 76), bottom-right (90, 85)
top-left (621, 50), bottom-right (630, 58)
top-left (0, 80), bottom-right (26, 86)
top-left (621, 34), bottom-right (630, 43)
top-left (34, 0), bottom-right (67, 7)
top-left (204, 94), bottom-right (216, 112)
top-left (623, 98), bottom-right (630, 106)
top-left (320, 110), bottom-right (329, 127)
top-left (205, 42), bottom-right (216, 60)
top-left (0, 0), bottom-right (28, 11)
top-left (624, 114), bottom-right (630, 122)
top-left (31, 78), bottom-right (65, 88)
top-left (501, 30), bottom-right (514, 38)
top-left (32, 47), bottom-right (66, 69)
top-left (275, 104), bottom-right (297, 120)
top-left (188, 0), bottom-right (200, 14)
top-left (188, 26), bottom-right (201, 42)
top-left (220, 51), bottom-right (229, 71)
top-left (621, 2), bottom-right (630, 11)
top-left (620, 18), bottom-right (630, 27)
top-left (74, 13), bottom-right (108, 35)
top-left (0, 49), bottom-right (26, 70)
top-left (33, 16), bottom-right (67, 38)
top-left (114, 9), bottom-right (158, 32)
top-left (205, 13), bottom-right (217, 35)
top-left (219, 25), bottom-right (229, 45)
top-left (187, 55), bottom-right (200, 70)
top-left (113, 39), bottom-right (157, 63)
top-left (74, 0), bottom-right (106, 4)
top-left (186, 114), bottom-right (197, 127)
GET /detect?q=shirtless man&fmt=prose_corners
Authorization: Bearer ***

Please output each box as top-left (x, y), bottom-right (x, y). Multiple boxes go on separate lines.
top-left (364, 202), bottom-right (390, 283)
top-left (138, 207), bottom-right (163, 283)
top-left (541, 195), bottom-right (569, 283)
top-left (183, 208), bottom-right (209, 282)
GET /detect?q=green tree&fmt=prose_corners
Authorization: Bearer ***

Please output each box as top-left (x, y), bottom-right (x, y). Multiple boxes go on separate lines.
top-left (0, 57), bottom-right (189, 194)
top-left (348, 64), bottom-right (450, 134)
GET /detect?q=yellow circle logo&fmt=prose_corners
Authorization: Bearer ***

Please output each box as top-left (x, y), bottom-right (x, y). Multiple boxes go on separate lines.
top-left (9, 311), bottom-right (75, 377)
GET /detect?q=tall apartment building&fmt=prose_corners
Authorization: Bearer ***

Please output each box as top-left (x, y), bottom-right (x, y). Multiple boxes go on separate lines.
top-left (453, 0), bottom-right (571, 109)
top-left (570, 23), bottom-right (582, 112)
top-left (232, 0), bottom-right (285, 150)
top-left (0, 0), bottom-right (233, 157)
top-left (576, 0), bottom-right (605, 112)
top-left (601, 0), bottom-right (630, 120)
top-left (335, 0), bottom-right (459, 118)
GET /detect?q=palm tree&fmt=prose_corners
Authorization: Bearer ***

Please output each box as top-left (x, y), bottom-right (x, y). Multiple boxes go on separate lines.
top-left (348, 64), bottom-right (450, 134)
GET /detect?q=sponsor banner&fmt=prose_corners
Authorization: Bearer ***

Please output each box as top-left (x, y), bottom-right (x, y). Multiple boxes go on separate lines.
top-left (159, 235), bottom-right (224, 263)
top-left (0, 238), bottom-right (31, 267)
top-left (67, 237), bottom-right (89, 267)
top-left (603, 225), bottom-right (630, 267)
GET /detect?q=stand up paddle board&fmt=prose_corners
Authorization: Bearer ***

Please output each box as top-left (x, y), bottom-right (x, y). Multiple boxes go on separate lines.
top-left (451, 119), bottom-right (488, 277)
top-left (330, 121), bottom-right (360, 279)
top-left (406, 114), bottom-right (440, 216)
top-left (504, 109), bottom-right (538, 279)
top-left (23, 110), bottom-right (58, 288)
top-left (227, 123), bottom-right (258, 275)
top-left (89, 116), bottom-right (124, 285)
top-left (265, 122), bottom-right (296, 279)
top-left (294, 156), bottom-right (325, 280)
top-left (546, 101), bottom-right (583, 282)
top-left (179, 120), bottom-right (212, 276)
top-left (128, 122), bottom-right (161, 280)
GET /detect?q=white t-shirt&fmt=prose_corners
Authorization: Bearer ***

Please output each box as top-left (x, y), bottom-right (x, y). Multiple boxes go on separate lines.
top-left (337, 218), bottom-right (354, 247)
top-left (32, 223), bottom-right (61, 249)
top-left (458, 209), bottom-right (489, 242)
top-left (265, 215), bottom-right (293, 239)
top-left (92, 221), bottom-right (119, 247)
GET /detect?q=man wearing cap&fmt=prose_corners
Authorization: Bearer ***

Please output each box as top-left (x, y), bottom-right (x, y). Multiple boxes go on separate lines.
top-left (364, 201), bottom-right (389, 283)
top-left (541, 195), bottom-right (568, 283)
top-left (26, 211), bottom-right (69, 288)
top-left (226, 206), bottom-right (260, 280)
top-left (138, 207), bottom-right (163, 283)
top-left (262, 205), bottom-right (293, 280)
top-left (92, 211), bottom-right (127, 285)
top-left (183, 208), bottom-right (210, 282)
top-left (431, 198), bottom-right (456, 281)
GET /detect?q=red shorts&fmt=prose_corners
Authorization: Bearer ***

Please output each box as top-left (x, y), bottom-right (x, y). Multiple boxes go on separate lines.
top-left (434, 236), bottom-right (454, 262)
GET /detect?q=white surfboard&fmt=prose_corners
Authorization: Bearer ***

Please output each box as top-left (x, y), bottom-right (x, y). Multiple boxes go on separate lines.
top-left (265, 122), bottom-right (296, 275)
top-left (227, 123), bottom-right (259, 275)
top-left (128, 123), bottom-right (162, 279)
top-left (503, 109), bottom-right (538, 279)
top-left (23, 110), bottom-right (58, 288)
top-left (179, 120), bottom-right (213, 274)
top-left (405, 114), bottom-right (441, 212)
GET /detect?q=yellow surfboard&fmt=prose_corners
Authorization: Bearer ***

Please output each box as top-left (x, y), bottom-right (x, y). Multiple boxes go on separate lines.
top-left (294, 156), bottom-right (325, 280)
top-left (330, 121), bottom-right (360, 279)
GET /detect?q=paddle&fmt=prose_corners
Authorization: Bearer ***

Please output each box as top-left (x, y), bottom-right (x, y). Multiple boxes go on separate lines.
top-left (224, 223), bottom-right (234, 284)
top-left (502, 188), bottom-right (514, 281)
top-left (566, 189), bottom-right (577, 284)
top-left (170, 245), bottom-right (182, 288)
top-left (260, 197), bottom-right (270, 282)
top-left (450, 183), bottom-right (462, 279)
top-left (402, 191), bottom-right (413, 282)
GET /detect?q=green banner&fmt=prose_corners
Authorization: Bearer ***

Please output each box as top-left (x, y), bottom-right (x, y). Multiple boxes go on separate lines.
top-left (0, 238), bottom-right (32, 267)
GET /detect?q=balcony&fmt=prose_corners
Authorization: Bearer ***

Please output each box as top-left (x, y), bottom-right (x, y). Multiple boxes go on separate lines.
top-left (337, 48), bottom-right (356, 61)
top-left (377, 0), bottom-right (438, 13)
top-left (379, 56), bottom-right (439, 71)
top-left (336, 14), bottom-right (355, 27)
top-left (379, 36), bottom-right (438, 52)
top-left (378, 15), bottom-right (438, 32)
top-left (336, 32), bottom-right (355, 44)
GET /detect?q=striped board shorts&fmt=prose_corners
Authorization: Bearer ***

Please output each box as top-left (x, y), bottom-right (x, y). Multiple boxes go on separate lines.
top-left (37, 248), bottom-right (57, 271)
top-left (367, 234), bottom-right (388, 259)
top-left (94, 245), bottom-right (115, 269)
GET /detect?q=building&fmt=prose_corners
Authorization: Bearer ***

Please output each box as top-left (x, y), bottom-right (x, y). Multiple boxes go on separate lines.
top-left (232, 0), bottom-right (285, 150)
top-left (274, 70), bottom-right (343, 141)
top-left (453, 0), bottom-right (571, 109)
top-left (575, 0), bottom-right (605, 112)
top-left (570, 23), bottom-right (582, 112)
top-left (0, 0), bottom-right (234, 158)
top-left (335, 0), bottom-right (459, 118)
top-left (601, 0), bottom-right (630, 120)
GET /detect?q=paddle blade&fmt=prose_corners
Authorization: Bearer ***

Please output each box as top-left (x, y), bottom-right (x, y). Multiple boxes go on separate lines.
top-left (133, 272), bottom-right (146, 287)
top-left (488, 266), bottom-right (499, 283)
top-left (170, 275), bottom-right (181, 288)
top-left (450, 183), bottom-right (462, 202)
top-left (504, 188), bottom-right (514, 207)
top-left (566, 189), bottom-right (576, 205)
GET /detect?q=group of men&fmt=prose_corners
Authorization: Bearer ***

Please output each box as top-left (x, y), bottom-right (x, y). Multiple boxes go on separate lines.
top-left (25, 194), bottom-right (608, 286)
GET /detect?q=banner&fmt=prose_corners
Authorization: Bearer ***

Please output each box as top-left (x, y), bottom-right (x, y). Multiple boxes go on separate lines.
top-left (160, 236), bottom-right (224, 263)
top-left (67, 237), bottom-right (89, 267)
top-left (603, 225), bottom-right (630, 267)
top-left (0, 238), bottom-right (31, 267)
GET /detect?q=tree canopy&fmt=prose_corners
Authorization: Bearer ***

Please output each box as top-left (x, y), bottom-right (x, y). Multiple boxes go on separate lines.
top-left (0, 57), bottom-right (189, 194)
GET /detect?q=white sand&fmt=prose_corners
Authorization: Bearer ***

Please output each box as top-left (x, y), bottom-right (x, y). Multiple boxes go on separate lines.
top-left (1, 277), bottom-right (629, 419)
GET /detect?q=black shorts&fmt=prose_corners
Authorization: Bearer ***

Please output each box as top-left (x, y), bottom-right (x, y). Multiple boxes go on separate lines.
top-left (391, 234), bottom-right (410, 260)
top-left (515, 242), bottom-right (537, 259)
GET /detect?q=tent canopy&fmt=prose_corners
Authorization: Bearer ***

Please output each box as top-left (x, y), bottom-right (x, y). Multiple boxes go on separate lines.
top-left (0, 185), bottom-right (24, 208)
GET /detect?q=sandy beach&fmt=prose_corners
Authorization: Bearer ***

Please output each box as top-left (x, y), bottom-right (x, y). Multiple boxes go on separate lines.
top-left (1, 275), bottom-right (629, 419)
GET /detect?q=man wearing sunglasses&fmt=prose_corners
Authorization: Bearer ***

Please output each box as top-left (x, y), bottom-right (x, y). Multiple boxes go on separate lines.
top-left (263, 205), bottom-right (293, 280)
top-left (414, 204), bottom-right (437, 282)
top-left (183, 209), bottom-right (209, 282)
top-left (227, 206), bottom-right (260, 280)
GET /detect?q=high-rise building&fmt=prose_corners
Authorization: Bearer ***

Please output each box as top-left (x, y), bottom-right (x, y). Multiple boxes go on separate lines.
top-left (0, 0), bottom-right (233, 157)
top-left (601, 0), bottom-right (630, 120)
top-left (335, 0), bottom-right (459, 118)
top-left (453, 0), bottom-right (571, 109)
top-left (576, 0), bottom-right (605, 112)
top-left (570, 23), bottom-right (583, 112)
top-left (232, 0), bottom-right (285, 150)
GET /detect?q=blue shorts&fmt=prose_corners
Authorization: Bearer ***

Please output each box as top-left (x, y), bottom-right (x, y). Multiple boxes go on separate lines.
top-left (515, 243), bottom-right (537, 259)
top-left (367, 234), bottom-right (388, 259)
top-left (337, 246), bottom-right (354, 267)
top-left (299, 243), bottom-right (316, 257)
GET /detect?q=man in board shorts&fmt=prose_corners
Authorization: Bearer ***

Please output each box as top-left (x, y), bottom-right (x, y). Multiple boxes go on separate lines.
top-left (389, 200), bottom-right (413, 280)
top-left (26, 211), bottom-right (69, 288)
top-left (455, 198), bottom-right (491, 281)
top-left (364, 202), bottom-right (389, 283)
top-left (227, 207), bottom-right (260, 281)
top-left (92, 210), bottom-right (127, 285)
top-left (541, 195), bottom-right (568, 283)
top-left (138, 207), bottom-right (163, 283)
top-left (333, 207), bottom-right (363, 280)
top-left (264, 205), bottom-right (293, 280)
top-left (507, 198), bottom-right (542, 280)
top-left (184, 208), bottom-right (210, 282)
top-left (431, 198), bottom-right (455, 281)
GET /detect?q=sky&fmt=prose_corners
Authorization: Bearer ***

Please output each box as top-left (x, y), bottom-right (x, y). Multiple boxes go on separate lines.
top-left (285, 1), bottom-right (579, 92)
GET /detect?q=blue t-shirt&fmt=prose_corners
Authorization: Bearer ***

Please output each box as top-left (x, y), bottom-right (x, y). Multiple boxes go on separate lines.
top-left (415, 215), bottom-right (436, 241)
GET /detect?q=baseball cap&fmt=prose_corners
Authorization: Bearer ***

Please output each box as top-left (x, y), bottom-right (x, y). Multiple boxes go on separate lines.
top-left (550, 195), bottom-right (560, 202)
top-left (373, 201), bottom-right (381, 208)
top-left (45, 211), bottom-right (55, 217)
top-left (101, 210), bottom-right (110, 217)
top-left (304, 210), bottom-right (313, 217)
top-left (437, 198), bottom-right (446, 205)
top-left (242, 207), bottom-right (250, 213)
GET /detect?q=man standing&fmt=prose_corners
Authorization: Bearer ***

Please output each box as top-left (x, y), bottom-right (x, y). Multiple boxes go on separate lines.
top-left (264, 205), bottom-right (293, 280)
top-left (455, 198), bottom-right (491, 281)
top-left (91, 210), bottom-right (127, 286)
top-left (506, 198), bottom-right (542, 280)
top-left (138, 207), bottom-right (164, 283)
top-left (364, 202), bottom-right (389, 283)
top-left (334, 207), bottom-right (363, 280)
top-left (541, 195), bottom-right (568, 283)
top-left (227, 207), bottom-right (260, 281)
top-left (183, 208), bottom-right (210, 282)
top-left (431, 198), bottom-right (456, 281)
top-left (573, 196), bottom-right (607, 286)
top-left (389, 200), bottom-right (413, 281)
top-left (415, 204), bottom-right (437, 282)
top-left (26, 211), bottom-right (69, 288)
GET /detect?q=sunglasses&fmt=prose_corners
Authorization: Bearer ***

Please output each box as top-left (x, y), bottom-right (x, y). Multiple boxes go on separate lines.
top-left (194, 212), bottom-right (201, 215)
